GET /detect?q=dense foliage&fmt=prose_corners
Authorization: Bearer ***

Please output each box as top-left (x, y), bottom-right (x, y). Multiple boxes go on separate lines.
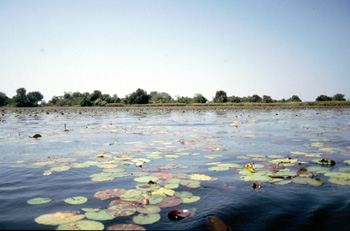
top-left (0, 88), bottom-right (348, 107)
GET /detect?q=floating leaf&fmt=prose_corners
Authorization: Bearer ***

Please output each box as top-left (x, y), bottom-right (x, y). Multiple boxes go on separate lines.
top-left (168, 209), bottom-right (193, 221)
top-left (137, 205), bottom-right (161, 214)
top-left (85, 210), bottom-right (114, 221)
top-left (106, 204), bottom-right (137, 217)
top-left (189, 173), bottom-right (211, 181)
top-left (106, 224), bottom-right (146, 231)
top-left (151, 187), bottom-right (175, 197)
top-left (157, 196), bottom-right (182, 208)
top-left (182, 196), bottom-right (200, 203)
top-left (35, 211), bottom-right (84, 225)
top-left (205, 216), bottom-right (228, 231)
top-left (149, 194), bottom-right (163, 205)
top-left (292, 177), bottom-right (323, 186)
top-left (81, 208), bottom-right (100, 212)
top-left (64, 196), bottom-right (88, 205)
top-left (132, 213), bottom-right (161, 225)
top-left (174, 191), bottom-right (193, 198)
top-left (208, 166), bottom-right (229, 171)
top-left (57, 220), bottom-right (104, 230)
top-left (27, 197), bottom-right (52, 205)
top-left (50, 166), bottom-right (71, 172)
top-left (328, 177), bottom-right (350, 185)
top-left (119, 189), bottom-right (143, 199)
top-left (94, 189), bottom-right (126, 200)
top-left (164, 183), bottom-right (179, 189)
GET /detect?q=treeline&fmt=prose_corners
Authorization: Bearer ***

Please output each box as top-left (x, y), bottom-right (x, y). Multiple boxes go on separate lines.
top-left (0, 88), bottom-right (347, 107)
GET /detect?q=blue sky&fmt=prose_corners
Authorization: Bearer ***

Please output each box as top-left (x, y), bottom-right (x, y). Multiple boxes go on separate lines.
top-left (0, 0), bottom-right (349, 101)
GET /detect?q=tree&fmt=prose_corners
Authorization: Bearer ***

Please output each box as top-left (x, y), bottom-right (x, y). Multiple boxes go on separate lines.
top-left (251, 94), bottom-right (262, 103)
top-left (64, 92), bottom-right (73, 100)
top-left (27, 91), bottom-right (43, 106)
top-left (176, 96), bottom-right (192, 104)
top-left (12, 88), bottom-right (29, 107)
top-left (287, 95), bottom-right (302, 102)
top-left (316, 95), bottom-right (332, 101)
top-left (192, 93), bottom-right (207, 103)
top-left (333, 93), bottom-right (345, 101)
top-left (0, 92), bottom-right (9, 106)
top-left (72, 92), bottom-right (83, 98)
top-left (89, 90), bottom-right (102, 102)
top-left (150, 91), bottom-right (172, 103)
top-left (80, 97), bottom-right (93, 106)
top-left (213, 90), bottom-right (228, 103)
top-left (127, 88), bottom-right (151, 104)
top-left (228, 95), bottom-right (241, 103)
top-left (262, 95), bottom-right (273, 103)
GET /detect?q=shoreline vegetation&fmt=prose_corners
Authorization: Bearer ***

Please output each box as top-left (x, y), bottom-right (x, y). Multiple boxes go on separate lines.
top-left (0, 87), bottom-right (349, 109)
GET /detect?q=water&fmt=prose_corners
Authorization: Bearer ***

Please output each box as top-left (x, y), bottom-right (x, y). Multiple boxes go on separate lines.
top-left (0, 108), bottom-right (350, 230)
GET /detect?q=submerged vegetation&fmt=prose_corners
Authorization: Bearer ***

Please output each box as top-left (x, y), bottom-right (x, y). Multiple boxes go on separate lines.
top-left (0, 88), bottom-right (348, 108)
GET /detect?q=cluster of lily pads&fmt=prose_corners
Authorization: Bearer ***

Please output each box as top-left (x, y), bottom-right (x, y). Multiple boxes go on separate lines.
top-left (27, 171), bottom-right (216, 230)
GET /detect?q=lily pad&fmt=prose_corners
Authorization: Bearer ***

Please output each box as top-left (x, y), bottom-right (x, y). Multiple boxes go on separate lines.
top-left (51, 166), bottom-right (71, 172)
top-left (157, 196), bottom-right (182, 208)
top-left (94, 189), bottom-right (126, 200)
top-left (106, 204), bottom-right (137, 217)
top-left (312, 158), bottom-right (336, 165)
top-left (27, 197), bottom-right (52, 205)
top-left (189, 173), bottom-right (211, 181)
top-left (35, 211), bottom-right (85, 225)
top-left (164, 183), bottom-right (179, 189)
top-left (208, 166), bottom-right (229, 171)
top-left (64, 196), bottom-right (88, 205)
top-left (174, 191), bottom-right (193, 198)
top-left (292, 177), bottom-right (323, 186)
top-left (182, 196), bottom-right (200, 203)
top-left (85, 210), bottom-right (114, 221)
top-left (149, 194), bottom-right (163, 205)
top-left (119, 189), bottom-right (143, 199)
top-left (106, 224), bottom-right (146, 231)
top-left (137, 205), bottom-right (161, 214)
top-left (56, 220), bottom-right (104, 230)
top-left (328, 177), bottom-right (350, 185)
top-left (132, 213), bottom-right (161, 225)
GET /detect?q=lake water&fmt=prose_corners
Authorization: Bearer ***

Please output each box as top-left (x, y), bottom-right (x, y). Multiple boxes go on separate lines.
top-left (1, 107), bottom-right (350, 230)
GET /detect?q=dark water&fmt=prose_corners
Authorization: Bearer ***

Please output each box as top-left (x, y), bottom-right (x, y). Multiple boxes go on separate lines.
top-left (0, 108), bottom-right (350, 230)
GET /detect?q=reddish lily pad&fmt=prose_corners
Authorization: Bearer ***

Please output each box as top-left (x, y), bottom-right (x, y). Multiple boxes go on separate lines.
top-left (157, 196), bottom-right (182, 208)
top-left (94, 189), bottom-right (126, 200)
top-left (106, 203), bottom-right (137, 217)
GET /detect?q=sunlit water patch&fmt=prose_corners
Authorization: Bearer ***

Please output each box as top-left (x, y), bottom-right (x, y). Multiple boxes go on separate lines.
top-left (0, 108), bottom-right (350, 230)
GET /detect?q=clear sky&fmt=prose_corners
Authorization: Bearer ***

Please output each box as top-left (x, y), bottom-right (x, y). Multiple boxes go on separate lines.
top-left (0, 0), bottom-right (349, 102)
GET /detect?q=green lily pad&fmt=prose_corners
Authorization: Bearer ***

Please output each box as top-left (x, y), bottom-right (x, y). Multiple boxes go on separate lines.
top-left (35, 211), bottom-right (85, 225)
top-left (328, 177), bottom-right (350, 185)
top-left (27, 197), bottom-right (52, 205)
top-left (57, 220), bottom-right (104, 230)
top-left (64, 196), bottom-right (88, 205)
top-left (208, 166), bottom-right (229, 171)
top-left (81, 208), bottom-right (100, 212)
top-left (94, 189), bottom-right (126, 200)
top-left (106, 224), bottom-right (146, 231)
top-left (344, 160), bottom-right (350, 165)
top-left (292, 177), bottom-right (323, 186)
top-left (119, 189), bottom-right (143, 199)
top-left (137, 205), bottom-right (161, 214)
top-left (174, 191), bottom-right (193, 198)
top-left (106, 204), bottom-right (137, 217)
top-left (182, 196), bottom-right (200, 203)
top-left (164, 183), bottom-right (179, 189)
top-left (132, 213), bottom-right (161, 225)
top-left (85, 210), bottom-right (114, 221)
top-left (134, 176), bottom-right (159, 183)
top-left (217, 163), bottom-right (240, 168)
top-left (50, 166), bottom-right (71, 172)
top-left (149, 194), bottom-right (163, 205)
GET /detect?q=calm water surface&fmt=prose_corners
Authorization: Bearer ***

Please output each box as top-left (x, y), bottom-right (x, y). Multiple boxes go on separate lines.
top-left (0, 108), bottom-right (350, 230)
